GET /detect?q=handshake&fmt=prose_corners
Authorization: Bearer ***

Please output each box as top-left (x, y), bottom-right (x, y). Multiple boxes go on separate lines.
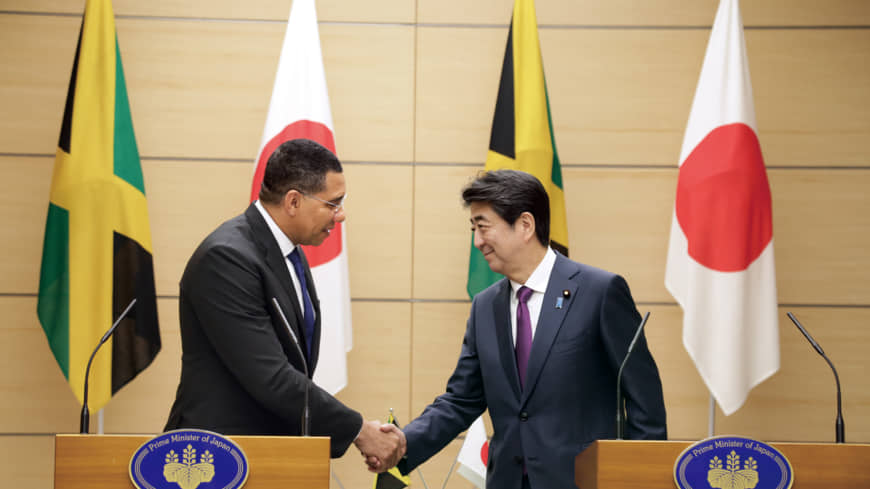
top-left (352, 419), bottom-right (407, 473)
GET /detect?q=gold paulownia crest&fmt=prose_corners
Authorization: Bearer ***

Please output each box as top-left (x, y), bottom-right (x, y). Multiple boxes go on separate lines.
top-left (707, 450), bottom-right (759, 489)
top-left (163, 444), bottom-right (216, 489)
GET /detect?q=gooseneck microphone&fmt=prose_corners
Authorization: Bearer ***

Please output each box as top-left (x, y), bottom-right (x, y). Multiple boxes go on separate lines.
top-left (787, 312), bottom-right (845, 443)
top-left (80, 298), bottom-right (137, 434)
top-left (616, 311), bottom-right (650, 440)
top-left (270, 297), bottom-right (310, 436)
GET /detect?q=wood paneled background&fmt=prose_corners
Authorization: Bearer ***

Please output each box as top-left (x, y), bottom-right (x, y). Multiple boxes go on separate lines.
top-left (1, 0), bottom-right (868, 487)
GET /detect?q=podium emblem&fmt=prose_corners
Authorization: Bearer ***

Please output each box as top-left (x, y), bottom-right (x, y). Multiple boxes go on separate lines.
top-left (674, 436), bottom-right (792, 489)
top-left (130, 429), bottom-right (249, 489)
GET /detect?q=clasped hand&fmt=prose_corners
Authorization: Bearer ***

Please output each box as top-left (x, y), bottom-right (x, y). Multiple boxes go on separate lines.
top-left (353, 420), bottom-right (406, 473)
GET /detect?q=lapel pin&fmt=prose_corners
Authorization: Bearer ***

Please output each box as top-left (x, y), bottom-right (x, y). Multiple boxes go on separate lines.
top-left (556, 289), bottom-right (570, 309)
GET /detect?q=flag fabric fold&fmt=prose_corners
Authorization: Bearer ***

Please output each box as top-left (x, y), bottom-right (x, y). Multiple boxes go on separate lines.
top-left (373, 411), bottom-right (412, 489)
top-left (665, 0), bottom-right (779, 416)
top-left (251, 0), bottom-right (351, 395)
top-left (456, 416), bottom-right (488, 488)
top-left (467, 0), bottom-right (569, 298)
top-left (37, 0), bottom-right (160, 412)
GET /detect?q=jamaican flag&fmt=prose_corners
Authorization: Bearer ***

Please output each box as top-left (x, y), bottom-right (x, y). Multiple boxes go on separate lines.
top-left (373, 410), bottom-right (412, 489)
top-left (37, 0), bottom-right (160, 414)
top-left (467, 0), bottom-right (569, 298)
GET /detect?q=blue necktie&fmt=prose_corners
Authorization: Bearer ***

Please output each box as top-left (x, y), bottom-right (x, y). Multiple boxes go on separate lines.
top-left (287, 248), bottom-right (315, 359)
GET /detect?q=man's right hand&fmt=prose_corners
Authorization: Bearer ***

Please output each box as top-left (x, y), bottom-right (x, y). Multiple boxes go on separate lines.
top-left (353, 420), bottom-right (406, 472)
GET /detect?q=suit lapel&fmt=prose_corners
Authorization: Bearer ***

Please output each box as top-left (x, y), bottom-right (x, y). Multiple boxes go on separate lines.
top-left (244, 204), bottom-right (311, 372)
top-left (521, 255), bottom-right (583, 404)
top-left (492, 280), bottom-right (522, 400)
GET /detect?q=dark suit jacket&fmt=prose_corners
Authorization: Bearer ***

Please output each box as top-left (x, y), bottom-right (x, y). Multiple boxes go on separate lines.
top-left (164, 204), bottom-right (362, 458)
top-left (401, 253), bottom-right (666, 488)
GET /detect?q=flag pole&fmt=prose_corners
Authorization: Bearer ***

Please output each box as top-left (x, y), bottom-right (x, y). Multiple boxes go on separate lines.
top-left (330, 469), bottom-right (346, 489)
top-left (708, 393), bottom-right (715, 437)
top-left (416, 467), bottom-right (430, 489)
top-left (439, 455), bottom-right (459, 489)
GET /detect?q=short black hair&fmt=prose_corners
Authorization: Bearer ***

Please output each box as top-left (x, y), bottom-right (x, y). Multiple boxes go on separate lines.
top-left (258, 139), bottom-right (342, 204)
top-left (461, 169), bottom-right (550, 247)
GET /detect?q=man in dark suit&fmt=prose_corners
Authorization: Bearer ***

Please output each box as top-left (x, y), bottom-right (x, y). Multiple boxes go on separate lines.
top-left (165, 139), bottom-right (405, 463)
top-left (384, 170), bottom-right (666, 488)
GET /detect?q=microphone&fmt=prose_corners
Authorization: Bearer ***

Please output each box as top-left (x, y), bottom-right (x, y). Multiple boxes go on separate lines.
top-left (270, 297), bottom-right (310, 436)
top-left (80, 298), bottom-right (137, 434)
top-left (787, 312), bottom-right (845, 443)
top-left (616, 311), bottom-right (650, 440)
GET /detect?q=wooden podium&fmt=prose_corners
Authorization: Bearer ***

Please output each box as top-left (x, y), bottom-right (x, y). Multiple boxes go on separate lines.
top-left (575, 440), bottom-right (870, 489)
top-left (55, 434), bottom-right (330, 489)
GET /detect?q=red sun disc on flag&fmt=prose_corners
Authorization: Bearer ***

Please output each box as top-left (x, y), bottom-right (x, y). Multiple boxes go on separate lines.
top-left (675, 123), bottom-right (773, 272)
top-left (480, 440), bottom-right (489, 466)
top-left (252, 120), bottom-right (343, 267)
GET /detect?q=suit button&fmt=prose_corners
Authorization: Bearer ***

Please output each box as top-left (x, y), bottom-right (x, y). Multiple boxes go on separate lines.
top-left (519, 412), bottom-right (529, 421)
top-left (513, 456), bottom-right (523, 465)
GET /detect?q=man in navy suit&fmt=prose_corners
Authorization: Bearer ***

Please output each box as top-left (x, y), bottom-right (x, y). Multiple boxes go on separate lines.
top-left (165, 139), bottom-right (404, 464)
top-left (386, 169), bottom-right (666, 488)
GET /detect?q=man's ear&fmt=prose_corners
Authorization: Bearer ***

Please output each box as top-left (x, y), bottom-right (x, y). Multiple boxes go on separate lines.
top-left (283, 189), bottom-right (302, 216)
top-left (519, 211), bottom-right (536, 241)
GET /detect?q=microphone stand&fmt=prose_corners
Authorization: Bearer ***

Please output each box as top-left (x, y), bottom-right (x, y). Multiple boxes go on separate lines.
top-left (80, 298), bottom-right (137, 434)
top-left (787, 312), bottom-right (845, 443)
top-left (271, 297), bottom-right (310, 436)
top-left (616, 311), bottom-right (650, 440)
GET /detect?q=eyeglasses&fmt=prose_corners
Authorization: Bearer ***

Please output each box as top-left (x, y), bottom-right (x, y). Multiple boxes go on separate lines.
top-left (300, 191), bottom-right (347, 214)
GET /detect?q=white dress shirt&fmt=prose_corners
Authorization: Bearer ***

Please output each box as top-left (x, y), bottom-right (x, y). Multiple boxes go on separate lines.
top-left (508, 247), bottom-right (557, 346)
top-left (254, 200), bottom-right (315, 324)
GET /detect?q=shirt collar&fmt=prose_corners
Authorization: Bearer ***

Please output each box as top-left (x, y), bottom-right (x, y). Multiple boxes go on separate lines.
top-left (510, 247), bottom-right (556, 296)
top-left (254, 200), bottom-right (298, 257)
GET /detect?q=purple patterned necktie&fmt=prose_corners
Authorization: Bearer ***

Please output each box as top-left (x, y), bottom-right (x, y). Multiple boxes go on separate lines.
top-left (515, 286), bottom-right (533, 388)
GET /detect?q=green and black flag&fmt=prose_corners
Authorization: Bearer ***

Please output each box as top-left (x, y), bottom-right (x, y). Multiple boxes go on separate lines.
top-left (373, 410), bottom-right (412, 489)
top-left (37, 0), bottom-right (160, 413)
top-left (467, 0), bottom-right (569, 298)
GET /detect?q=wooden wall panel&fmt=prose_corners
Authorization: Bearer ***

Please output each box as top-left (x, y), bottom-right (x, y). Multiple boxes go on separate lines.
top-left (0, 159), bottom-right (415, 300)
top-left (333, 301), bottom-right (412, 424)
top-left (0, 0), bottom-right (417, 23)
top-left (717, 307), bottom-right (870, 443)
top-left (771, 169), bottom-right (870, 305)
top-left (344, 164), bottom-right (414, 299)
top-left (413, 165), bottom-right (480, 299)
top-left (410, 302), bottom-right (471, 417)
top-left (103, 299), bottom-right (180, 434)
top-left (0, 297), bottom-right (181, 434)
top-left (564, 168), bottom-right (678, 303)
top-left (0, 435), bottom-right (54, 489)
top-left (412, 166), bottom-right (870, 305)
top-left (0, 156), bottom-right (250, 296)
top-left (415, 26), bottom-right (870, 166)
top-left (749, 29), bottom-right (870, 166)
top-left (0, 156), bottom-right (53, 295)
top-left (0, 14), bottom-right (415, 162)
top-left (145, 160), bottom-right (250, 296)
top-left (321, 24), bottom-right (416, 163)
top-left (414, 27), bottom-right (504, 164)
top-left (2, 3), bottom-right (870, 489)
top-left (0, 14), bottom-right (78, 155)
top-left (0, 297), bottom-right (80, 433)
top-left (331, 301), bottom-right (412, 489)
top-left (418, 0), bottom-right (870, 26)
